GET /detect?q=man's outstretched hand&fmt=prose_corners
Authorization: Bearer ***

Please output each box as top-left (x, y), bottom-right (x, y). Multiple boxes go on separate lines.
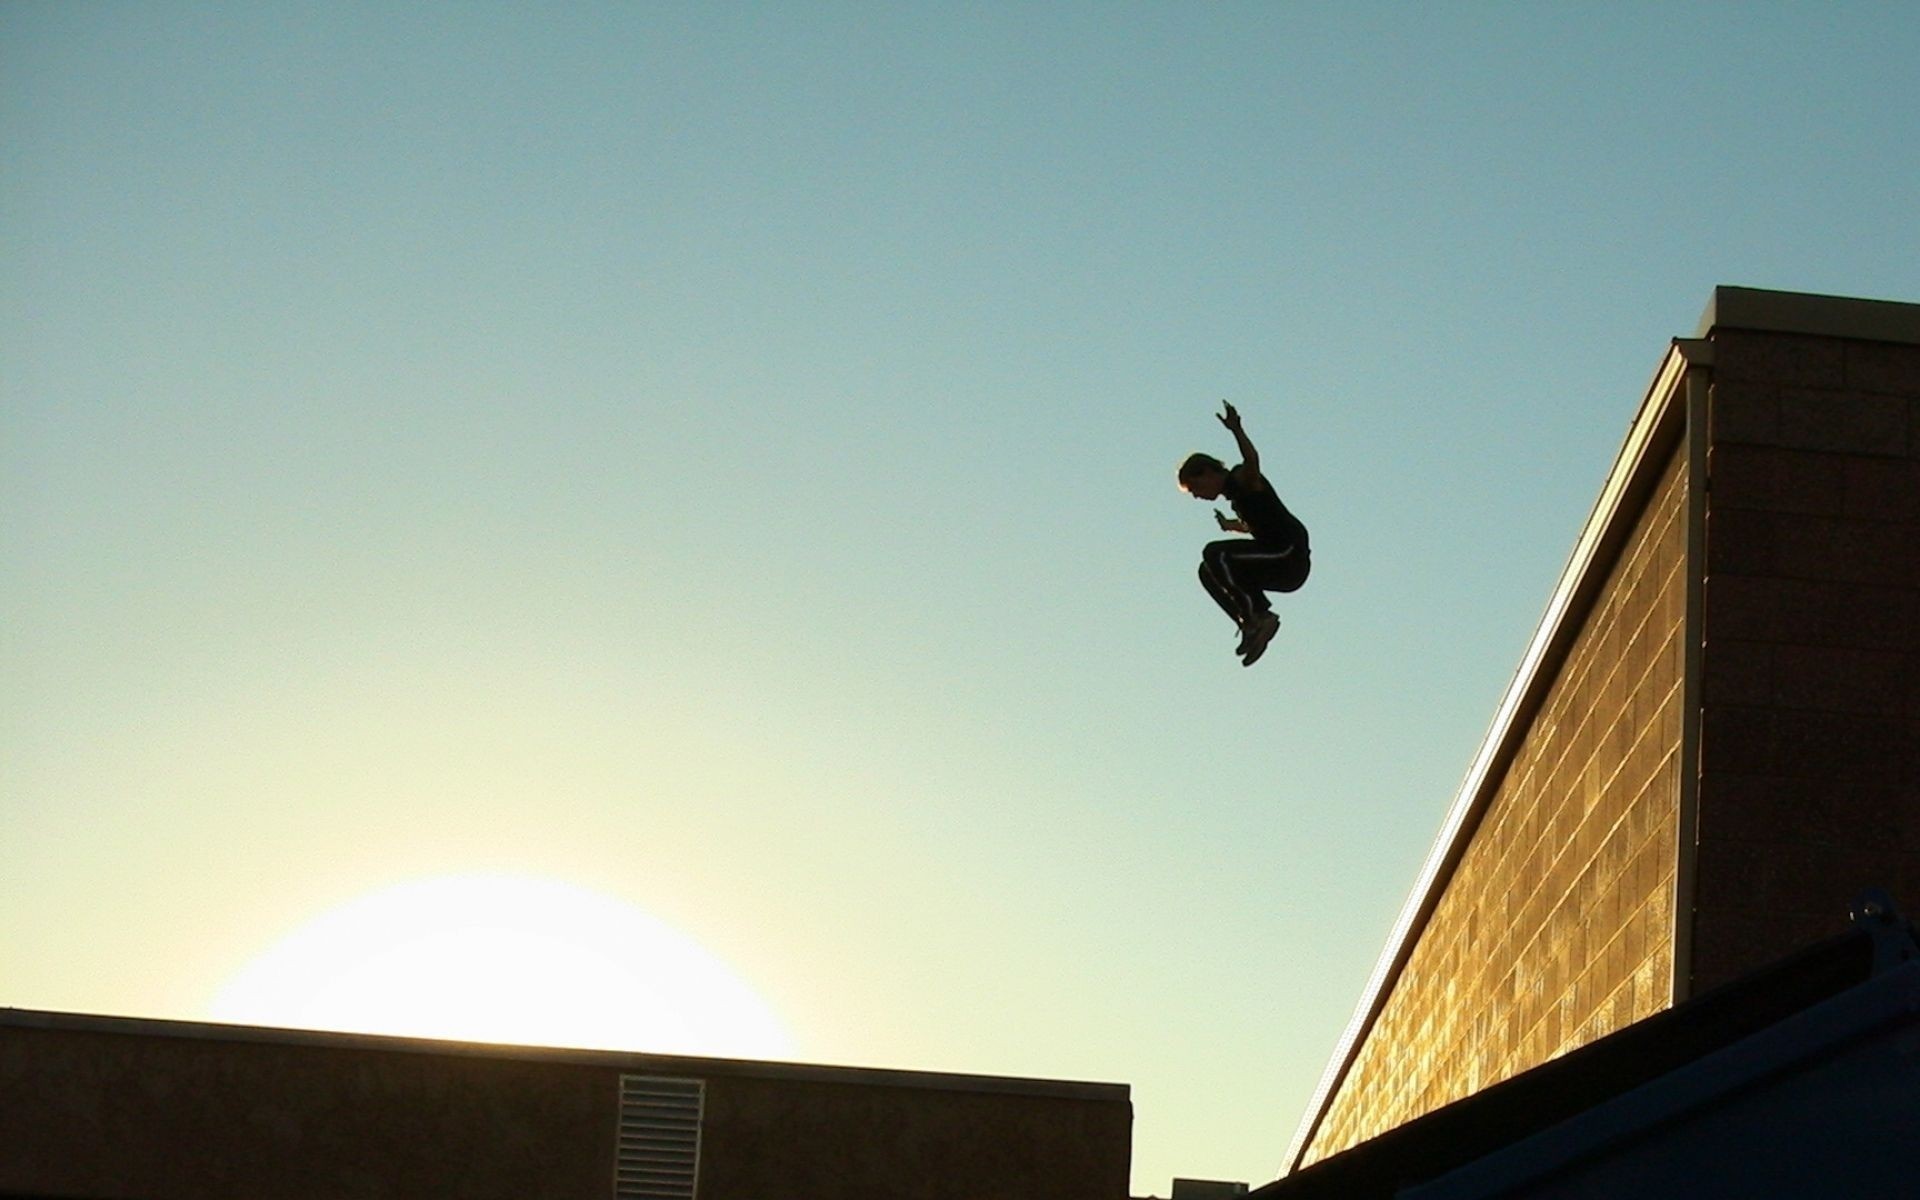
top-left (1215, 400), bottom-right (1261, 482)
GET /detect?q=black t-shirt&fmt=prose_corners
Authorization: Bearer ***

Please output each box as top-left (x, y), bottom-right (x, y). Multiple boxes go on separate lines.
top-left (1222, 469), bottom-right (1310, 555)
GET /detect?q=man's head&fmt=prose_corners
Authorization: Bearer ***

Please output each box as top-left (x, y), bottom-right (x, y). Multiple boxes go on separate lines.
top-left (1177, 453), bottom-right (1228, 500)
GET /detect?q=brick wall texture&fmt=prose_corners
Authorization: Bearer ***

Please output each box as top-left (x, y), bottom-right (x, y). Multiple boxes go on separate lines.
top-left (0, 1022), bottom-right (1133, 1200)
top-left (1299, 310), bottom-right (1920, 1168)
top-left (1693, 328), bottom-right (1920, 992)
top-left (1303, 446), bottom-right (1689, 1164)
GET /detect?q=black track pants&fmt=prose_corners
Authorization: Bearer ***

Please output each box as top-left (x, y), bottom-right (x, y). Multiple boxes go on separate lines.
top-left (1198, 539), bottom-right (1310, 626)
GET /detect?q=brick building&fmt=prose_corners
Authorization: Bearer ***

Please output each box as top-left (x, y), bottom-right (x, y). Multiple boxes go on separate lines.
top-left (1285, 286), bottom-right (1920, 1171)
top-left (1255, 900), bottom-right (1920, 1199)
top-left (0, 1008), bottom-right (1131, 1199)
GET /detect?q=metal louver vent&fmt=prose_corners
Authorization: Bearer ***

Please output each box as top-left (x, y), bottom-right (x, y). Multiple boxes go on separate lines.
top-left (616, 1075), bottom-right (705, 1200)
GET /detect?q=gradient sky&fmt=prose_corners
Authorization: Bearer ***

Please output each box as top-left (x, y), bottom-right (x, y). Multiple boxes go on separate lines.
top-left (5, 3), bottom-right (1918, 1192)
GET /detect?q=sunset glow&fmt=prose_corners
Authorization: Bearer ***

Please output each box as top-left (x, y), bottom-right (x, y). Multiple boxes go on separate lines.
top-left (209, 875), bottom-right (794, 1060)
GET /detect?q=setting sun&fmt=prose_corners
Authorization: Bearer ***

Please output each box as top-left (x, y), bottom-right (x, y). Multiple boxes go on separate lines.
top-left (208, 874), bottom-right (795, 1060)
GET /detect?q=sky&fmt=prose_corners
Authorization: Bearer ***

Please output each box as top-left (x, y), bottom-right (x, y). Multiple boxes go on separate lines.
top-left (4, 2), bottom-right (1918, 1192)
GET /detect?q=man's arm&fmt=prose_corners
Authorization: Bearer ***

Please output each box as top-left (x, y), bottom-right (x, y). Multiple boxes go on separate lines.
top-left (1217, 401), bottom-right (1263, 485)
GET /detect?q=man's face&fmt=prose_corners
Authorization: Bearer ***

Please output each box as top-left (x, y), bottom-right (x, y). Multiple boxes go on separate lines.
top-left (1184, 470), bottom-right (1225, 501)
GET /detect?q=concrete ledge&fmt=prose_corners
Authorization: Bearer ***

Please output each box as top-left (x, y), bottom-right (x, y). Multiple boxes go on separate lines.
top-left (1698, 287), bottom-right (1920, 346)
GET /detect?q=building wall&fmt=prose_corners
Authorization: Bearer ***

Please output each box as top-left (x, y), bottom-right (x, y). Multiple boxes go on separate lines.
top-left (0, 1016), bottom-right (1132, 1200)
top-left (1303, 445), bottom-right (1689, 1164)
top-left (1693, 325), bottom-right (1920, 992)
top-left (1292, 290), bottom-right (1920, 1176)
top-left (0, 1023), bottom-right (615, 1199)
top-left (702, 1072), bottom-right (1132, 1198)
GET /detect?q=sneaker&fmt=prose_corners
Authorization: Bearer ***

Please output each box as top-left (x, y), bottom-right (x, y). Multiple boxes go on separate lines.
top-left (1239, 612), bottom-right (1280, 666)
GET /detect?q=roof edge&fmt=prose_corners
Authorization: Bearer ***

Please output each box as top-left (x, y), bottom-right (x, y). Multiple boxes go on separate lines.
top-left (1697, 285), bottom-right (1920, 344)
top-left (0, 1006), bottom-right (1128, 1102)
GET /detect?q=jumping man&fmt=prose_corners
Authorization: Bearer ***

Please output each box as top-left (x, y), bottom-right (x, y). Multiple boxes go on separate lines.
top-left (1177, 402), bottom-right (1312, 666)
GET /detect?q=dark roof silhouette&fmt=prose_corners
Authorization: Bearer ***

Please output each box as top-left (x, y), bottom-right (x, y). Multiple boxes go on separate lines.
top-left (1255, 893), bottom-right (1920, 1199)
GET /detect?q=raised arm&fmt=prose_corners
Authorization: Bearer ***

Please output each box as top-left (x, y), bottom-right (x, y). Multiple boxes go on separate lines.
top-left (1217, 401), bottom-right (1261, 482)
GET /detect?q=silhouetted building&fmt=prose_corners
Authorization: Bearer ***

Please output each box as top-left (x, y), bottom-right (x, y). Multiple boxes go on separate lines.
top-left (1256, 895), bottom-right (1920, 1199)
top-left (1275, 286), bottom-right (1920, 1193)
top-left (0, 1010), bottom-right (1131, 1200)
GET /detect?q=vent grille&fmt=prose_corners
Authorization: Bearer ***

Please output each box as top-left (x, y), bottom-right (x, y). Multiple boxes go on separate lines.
top-left (616, 1075), bottom-right (704, 1200)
